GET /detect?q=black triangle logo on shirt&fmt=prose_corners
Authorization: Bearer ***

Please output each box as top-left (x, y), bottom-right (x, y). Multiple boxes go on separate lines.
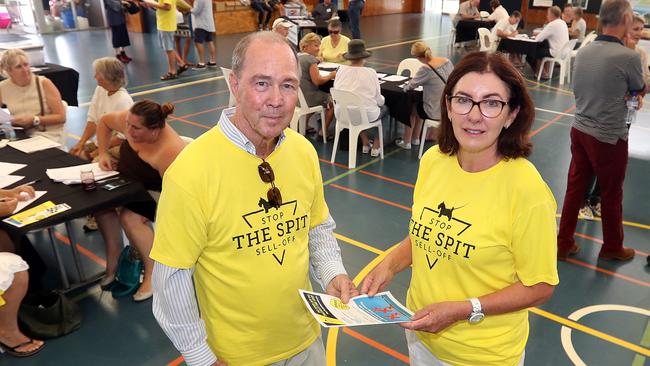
top-left (426, 254), bottom-right (438, 270)
top-left (273, 250), bottom-right (286, 266)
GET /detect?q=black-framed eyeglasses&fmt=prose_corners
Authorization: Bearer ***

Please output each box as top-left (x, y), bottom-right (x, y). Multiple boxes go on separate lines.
top-left (447, 95), bottom-right (509, 118)
top-left (258, 161), bottom-right (282, 209)
top-left (328, 29), bottom-right (340, 34)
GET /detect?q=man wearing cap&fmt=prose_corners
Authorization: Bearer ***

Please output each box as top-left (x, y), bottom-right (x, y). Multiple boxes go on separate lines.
top-left (151, 31), bottom-right (357, 366)
top-left (333, 39), bottom-right (386, 157)
top-left (272, 17), bottom-right (292, 38)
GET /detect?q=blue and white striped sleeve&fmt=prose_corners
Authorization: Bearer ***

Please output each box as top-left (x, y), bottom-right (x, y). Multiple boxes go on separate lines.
top-left (308, 214), bottom-right (348, 289)
top-left (152, 262), bottom-right (218, 366)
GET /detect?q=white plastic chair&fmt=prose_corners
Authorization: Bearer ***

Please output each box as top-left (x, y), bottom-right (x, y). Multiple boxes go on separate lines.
top-left (570, 31), bottom-right (597, 59)
top-left (477, 27), bottom-right (496, 52)
top-left (448, 13), bottom-right (457, 52)
top-left (537, 39), bottom-right (578, 85)
top-left (220, 67), bottom-right (236, 107)
top-left (397, 58), bottom-right (423, 77)
top-left (330, 88), bottom-right (384, 168)
top-left (479, 10), bottom-right (490, 19)
top-left (290, 88), bottom-right (327, 142)
top-left (418, 119), bottom-right (440, 159)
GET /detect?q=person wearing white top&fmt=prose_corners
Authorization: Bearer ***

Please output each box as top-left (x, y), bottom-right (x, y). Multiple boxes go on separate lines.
top-left (69, 57), bottom-right (133, 159)
top-left (535, 6), bottom-right (569, 78)
top-left (492, 11), bottom-right (521, 40)
top-left (488, 0), bottom-right (509, 23)
top-left (333, 39), bottom-right (387, 157)
top-left (453, 0), bottom-right (480, 26)
top-left (570, 7), bottom-right (587, 42)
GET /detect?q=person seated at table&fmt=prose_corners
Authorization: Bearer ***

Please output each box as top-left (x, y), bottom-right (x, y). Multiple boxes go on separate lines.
top-left (492, 10), bottom-right (520, 40)
top-left (319, 18), bottom-right (350, 64)
top-left (96, 100), bottom-right (186, 301)
top-left (453, 0), bottom-right (480, 27)
top-left (333, 39), bottom-right (387, 157)
top-left (562, 4), bottom-right (574, 27)
top-left (298, 33), bottom-right (337, 138)
top-left (272, 17), bottom-right (292, 39)
top-left (0, 49), bottom-right (67, 146)
top-left (535, 6), bottom-right (568, 79)
top-left (0, 253), bottom-right (44, 358)
top-left (69, 57), bottom-right (133, 161)
top-left (487, 0), bottom-right (509, 23)
top-left (312, 0), bottom-right (337, 21)
top-left (396, 42), bottom-right (453, 150)
top-left (569, 7), bottom-right (587, 43)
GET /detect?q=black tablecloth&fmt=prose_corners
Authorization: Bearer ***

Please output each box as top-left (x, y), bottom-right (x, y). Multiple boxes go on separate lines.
top-left (456, 20), bottom-right (496, 43)
top-left (380, 80), bottom-right (422, 127)
top-left (497, 38), bottom-right (549, 70)
top-left (0, 145), bottom-right (148, 236)
top-left (0, 63), bottom-right (79, 107)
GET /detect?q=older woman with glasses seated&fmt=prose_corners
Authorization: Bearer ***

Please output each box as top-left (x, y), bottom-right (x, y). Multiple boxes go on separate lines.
top-left (361, 52), bottom-right (558, 366)
top-left (298, 33), bottom-right (337, 138)
top-left (319, 18), bottom-right (350, 64)
top-left (0, 49), bottom-right (66, 146)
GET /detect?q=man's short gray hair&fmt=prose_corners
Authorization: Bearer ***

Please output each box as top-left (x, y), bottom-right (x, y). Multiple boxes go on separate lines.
top-left (93, 57), bottom-right (127, 88)
top-left (231, 31), bottom-right (300, 78)
top-left (599, 0), bottom-right (632, 28)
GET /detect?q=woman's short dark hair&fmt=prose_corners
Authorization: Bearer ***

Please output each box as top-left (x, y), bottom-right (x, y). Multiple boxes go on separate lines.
top-left (490, 0), bottom-right (500, 10)
top-left (328, 18), bottom-right (342, 29)
top-left (130, 100), bottom-right (175, 130)
top-left (438, 52), bottom-right (534, 159)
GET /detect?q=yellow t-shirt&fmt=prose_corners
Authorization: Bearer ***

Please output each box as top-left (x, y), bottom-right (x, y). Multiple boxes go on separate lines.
top-left (156, 0), bottom-right (177, 32)
top-left (150, 127), bottom-right (329, 366)
top-left (319, 35), bottom-right (351, 64)
top-left (0, 290), bottom-right (4, 306)
top-left (408, 147), bottom-right (559, 366)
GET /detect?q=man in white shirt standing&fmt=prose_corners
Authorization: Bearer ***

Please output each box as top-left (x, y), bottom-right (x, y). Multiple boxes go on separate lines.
top-left (488, 0), bottom-right (509, 23)
top-left (535, 6), bottom-right (569, 79)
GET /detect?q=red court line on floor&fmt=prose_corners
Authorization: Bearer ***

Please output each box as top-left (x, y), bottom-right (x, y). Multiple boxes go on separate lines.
top-left (342, 328), bottom-right (410, 364)
top-left (319, 158), bottom-right (350, 169)
top-left (166, 356), bottom-right (184, 366)
top-left (171, 89), bottom-right (228, 105)
top-left (168, 115), bottom-right (211, 129)
top-left (53, 230), bottom-right (107, 268)
top-left (565, 258), bottom-right (650, 288)
top-left (529, 105), bottom-right (576, 137)
top-left (176, 105), bottom-right (227, 120)
top-left (329, 183), bottom-right (412, 211)
top-left (575, 232), bottom-right (649, 256)
top-left (357, 170), bottom-right (416, 188)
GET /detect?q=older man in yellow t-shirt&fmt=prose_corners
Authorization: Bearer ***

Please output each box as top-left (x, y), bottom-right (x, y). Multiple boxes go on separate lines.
top-left (142, 0), bottom-right (190, 80)
top-left (151, 32), bottom-right (357, 366)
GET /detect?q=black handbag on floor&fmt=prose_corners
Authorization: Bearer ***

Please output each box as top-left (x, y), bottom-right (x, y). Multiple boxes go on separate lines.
top-left (18, 291), bottom-right (82, 339)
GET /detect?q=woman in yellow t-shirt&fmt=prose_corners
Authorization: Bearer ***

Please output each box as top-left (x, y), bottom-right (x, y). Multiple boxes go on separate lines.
top-left (360, 52), bottom-right (559, 366)
top-left (318, 18), bottom-right (350, 64)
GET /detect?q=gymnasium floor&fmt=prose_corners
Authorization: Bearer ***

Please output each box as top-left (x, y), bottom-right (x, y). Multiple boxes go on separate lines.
top-left (2, 12), bottom-right (649, 366)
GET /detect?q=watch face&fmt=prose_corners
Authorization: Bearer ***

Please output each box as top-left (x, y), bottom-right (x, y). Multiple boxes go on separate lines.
top-left (469, 313), bottom-right (484, 324)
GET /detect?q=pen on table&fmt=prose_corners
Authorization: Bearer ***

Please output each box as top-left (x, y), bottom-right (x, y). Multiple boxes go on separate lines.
top-left (96, 176), bottom-right (120, 184)
top-left (22, 179), bottom-right (40, 186)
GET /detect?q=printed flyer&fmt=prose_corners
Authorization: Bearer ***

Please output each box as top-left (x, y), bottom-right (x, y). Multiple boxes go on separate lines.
top-left (299, 290), bottom-right (413, 327)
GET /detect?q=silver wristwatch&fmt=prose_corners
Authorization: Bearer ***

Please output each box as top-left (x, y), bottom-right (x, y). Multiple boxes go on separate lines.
top-left (33, 115), bottom-right (40, 127)
top-left (468, 297), bottom-right (484, 324)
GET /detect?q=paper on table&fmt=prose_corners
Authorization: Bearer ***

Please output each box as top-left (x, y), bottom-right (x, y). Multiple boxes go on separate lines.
top-left (376, 73), bottom-right (387, 79)
top-left (318, 62), bottom-right (340, 69)
top-left (46, 162), bottom-right (119, 185)
top-left (0, 162), bottom-right (27, 175)
top-left (8, 135), bottom-right (62, 153)
top-left (0, 109), bottom-right (10, 123)
top-left (0, 175), bottom-right (24, 189)
top-left (382, 74), bottom-right (409, 82)
top-left (318, 70), bottom-right (331, 78)
top-left (12, 191), bottom-right (47, 214)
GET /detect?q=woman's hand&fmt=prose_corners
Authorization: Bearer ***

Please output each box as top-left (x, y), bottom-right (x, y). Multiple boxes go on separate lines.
top-left (329, 70), bottom-right (337, 80)
top-left (98, 152), bottom-right (116, 171)
top-left (360, 261), bottom-right (396, 297)
top-left (10, 115), bottom-right (34, 128)
top-left (400, 301), bottom-right (469, 334)
top-left (69, 142), bottom-right (85, 157)
top-left (0, 197), bottom-right (18, 216)
top-left (8, 185), bottom-right (36, 201)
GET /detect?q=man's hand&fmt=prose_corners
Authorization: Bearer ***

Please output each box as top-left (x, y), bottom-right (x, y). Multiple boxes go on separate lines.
top-left (8, 185), bottom-right (35, 200)
top-left (359, 261), bottom-right (396, 297)
top-left (0, 197), bottom-right (18, 216)
top-left (98, 152), bottom-right (116, 171)
top-left (69, 142), bottom-right (85, 157)
top-left (400, 301), bottom-right (469, 334)
top-left (325, 274), bottom-right (358, 304)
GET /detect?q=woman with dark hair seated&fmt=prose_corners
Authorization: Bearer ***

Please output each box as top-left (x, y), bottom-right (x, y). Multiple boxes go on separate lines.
top-left (95, 100), bottom-right (186, 301)
top-left (361, 52), bottom-right (558, 366)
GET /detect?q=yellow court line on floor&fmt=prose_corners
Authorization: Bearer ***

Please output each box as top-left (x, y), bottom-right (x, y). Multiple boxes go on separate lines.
top-left (526, 79), bottom-right (574, 95)
top-left (330, 234), bottom-right (650, 363)
top-left (322, 149), bottom-right (401, 186)
top-left (366, 35), bottom-right (448, 51)
top-left (531, 307), bottom-right (650, 357)
top-left (555, 213), bottom-right (650, 231)
top-left (632, 319), bottom-right (650, 365)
